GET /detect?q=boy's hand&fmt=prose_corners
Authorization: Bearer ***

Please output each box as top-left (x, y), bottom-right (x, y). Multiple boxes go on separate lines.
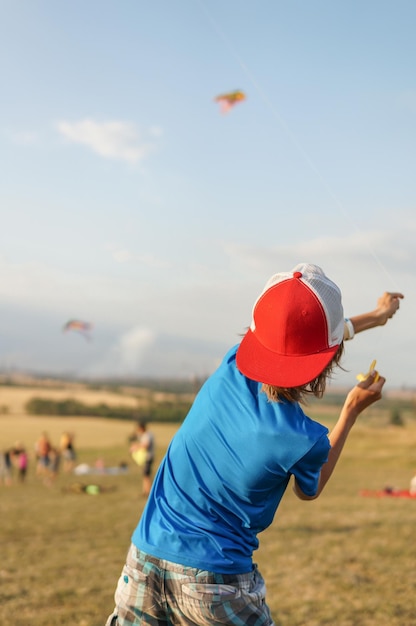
top-left (345, 371), bottom-right (385, 418)
top-left (375, 292), bottom-right (403, 325)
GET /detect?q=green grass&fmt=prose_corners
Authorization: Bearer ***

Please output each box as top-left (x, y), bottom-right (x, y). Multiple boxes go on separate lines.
top-left (2, 422), bottom-right (416, 626)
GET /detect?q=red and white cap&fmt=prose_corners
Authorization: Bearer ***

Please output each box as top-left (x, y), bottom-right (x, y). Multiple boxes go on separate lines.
top-left (236, 263), bottom-right (344, 387)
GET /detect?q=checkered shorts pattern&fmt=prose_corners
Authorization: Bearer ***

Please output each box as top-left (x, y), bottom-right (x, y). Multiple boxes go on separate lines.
top-left (105, 544), bottom-right (275, 625)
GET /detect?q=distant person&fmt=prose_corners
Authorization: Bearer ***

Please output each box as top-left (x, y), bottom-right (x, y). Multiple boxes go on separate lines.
top-left (35, 432), bottom-right (52, 478)
top-left (129, 421), bottom-right (155, 497)
top-left (35, 432), bottom-right (60, 486)
top-left (106, 264), bottom-right (403, 626)
top-left (60, 432), bottom-right (77, 473)
top-left (14, 443), bottom-right (28, 483)
top-left (47, 447), bottom-right (61, 485)
top-left (0, 449), bottom-right (13, 486)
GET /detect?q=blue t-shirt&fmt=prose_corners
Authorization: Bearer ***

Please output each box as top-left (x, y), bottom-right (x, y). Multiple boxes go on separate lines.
top-left (132, 345), bottom-right (330, 573)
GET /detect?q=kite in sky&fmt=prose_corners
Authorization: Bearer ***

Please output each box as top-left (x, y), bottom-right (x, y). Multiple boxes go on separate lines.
top-left (214, 90), bottom-right (246, 113)
top-left (62, 319), bottom-right (93, 341)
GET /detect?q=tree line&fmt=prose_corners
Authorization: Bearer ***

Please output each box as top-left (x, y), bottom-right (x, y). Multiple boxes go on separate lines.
top-left (25, 397), bottom-right (193, 423)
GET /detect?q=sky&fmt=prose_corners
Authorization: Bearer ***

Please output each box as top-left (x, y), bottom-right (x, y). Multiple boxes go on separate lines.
top-left (0, 0), bottom-right (415, 389)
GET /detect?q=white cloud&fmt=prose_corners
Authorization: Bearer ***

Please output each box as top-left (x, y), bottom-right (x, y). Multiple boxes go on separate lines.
top-left (84, 326), bottom-right (156, 377)
top-left (82, 328), bottom-right (225, 379)
top-left (219, 224), bottom-right (415, 335)
top-left (111, 248), bottom-right (134, 263)
top-left (55, 118), bottom-right (157, 163)
top-left (149, 125), bottom-right (163, 137)
top-left (117, 326), bottom-right (156, 371)
top-left (9, 130), bottom-right (39, 145)
top-left (221, 226), bottom-right (414, 281)
top-left (0, 259), bottom-right (140, 324)
top-left (105, 243), bottom-right (170, 268)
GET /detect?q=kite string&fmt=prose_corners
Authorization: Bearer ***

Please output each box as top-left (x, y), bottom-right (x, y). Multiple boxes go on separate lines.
top-left (196, 0), bottom-right (399, 289)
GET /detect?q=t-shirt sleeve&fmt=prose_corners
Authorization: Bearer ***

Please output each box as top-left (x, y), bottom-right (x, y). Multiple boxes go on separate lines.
top-left (289, 433), bottom-right (331, 497)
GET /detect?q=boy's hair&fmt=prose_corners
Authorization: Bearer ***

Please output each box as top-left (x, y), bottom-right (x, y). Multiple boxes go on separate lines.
top-left (262, 343), bottom-right (344, 403)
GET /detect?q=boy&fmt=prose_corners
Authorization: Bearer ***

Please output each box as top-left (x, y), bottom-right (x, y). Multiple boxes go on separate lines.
top-left (106, 263), bottom-right (403, 626)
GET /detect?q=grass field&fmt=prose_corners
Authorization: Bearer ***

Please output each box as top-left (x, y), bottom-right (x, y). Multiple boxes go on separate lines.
top-left (1, 385), bottom-right (416, 626)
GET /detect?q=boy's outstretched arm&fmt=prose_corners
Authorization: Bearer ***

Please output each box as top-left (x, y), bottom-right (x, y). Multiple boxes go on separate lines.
top-left (345, 292), bottom-right (403, 338)
top-left (294, 372), bottom-right (384, 500)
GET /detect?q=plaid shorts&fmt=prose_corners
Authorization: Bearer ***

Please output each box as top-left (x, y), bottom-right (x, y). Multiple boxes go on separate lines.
top-left (105, 544), bottom-right (275, 626)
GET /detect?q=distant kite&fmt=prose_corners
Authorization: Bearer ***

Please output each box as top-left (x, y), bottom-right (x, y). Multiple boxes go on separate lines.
top-left (214, 90), bottom-right (246, 113)
top-left (63, 319), bottom-right (93, 341)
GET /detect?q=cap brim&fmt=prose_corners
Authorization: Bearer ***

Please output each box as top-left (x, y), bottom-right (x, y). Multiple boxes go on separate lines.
top-left (236, 329), bottom-right (340, 388)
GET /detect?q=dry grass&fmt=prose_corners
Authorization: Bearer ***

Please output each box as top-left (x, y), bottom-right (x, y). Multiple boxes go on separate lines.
top-left (1, 384), bottom-right (416, 625)
top-left (259, 423), bottom-right (416, 625)
top-left (1, 385), bottom-right (139, 413)
top-left (1, 414), bottom-right (178, 452)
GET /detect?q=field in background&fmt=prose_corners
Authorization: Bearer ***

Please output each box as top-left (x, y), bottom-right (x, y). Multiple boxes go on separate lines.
top-left (1, 382), bottom-right (416, 625)
top-left (0, 380), bottom-right (189, 450)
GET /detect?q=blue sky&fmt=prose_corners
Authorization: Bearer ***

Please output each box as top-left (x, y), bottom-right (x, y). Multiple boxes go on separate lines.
top-left (1, 1), bottom-right (414, 388)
